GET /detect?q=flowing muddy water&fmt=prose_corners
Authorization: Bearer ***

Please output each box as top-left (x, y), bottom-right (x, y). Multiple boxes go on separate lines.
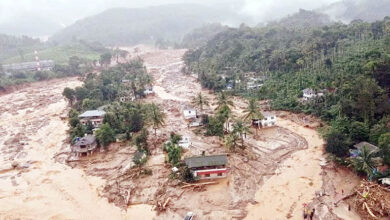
top-left (0, 77), bottom-right (155, 219)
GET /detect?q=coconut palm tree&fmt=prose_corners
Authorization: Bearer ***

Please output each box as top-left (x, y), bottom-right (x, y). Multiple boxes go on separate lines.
top-left (192, 92), bottom-right (209, 111)
top-left (243, 98), bottom-right (263, 136)
top-left (351, 146), bottom-right (376, 178)
top-left (148, 103), bottom-right (166, 136)
top-left (232, 119), bottom-right (251, 149)
top-left (216, 91), bottom-right (234, 111)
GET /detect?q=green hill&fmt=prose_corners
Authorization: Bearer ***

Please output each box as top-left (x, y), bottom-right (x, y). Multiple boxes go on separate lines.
top-left (184, 16), bottom-right (390, 160)
top-left (50, 4), bottom-right (238, 46)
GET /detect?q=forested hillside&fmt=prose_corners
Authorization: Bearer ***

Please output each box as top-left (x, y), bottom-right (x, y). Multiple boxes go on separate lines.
top-left (0, 34), bottom-right (42, 61)
top-left (184, 16), bottom-right (390, 165)
top-left (180, 23), bottom-right (229, 49)
top-left (50, 4), bottom-right (239, 46)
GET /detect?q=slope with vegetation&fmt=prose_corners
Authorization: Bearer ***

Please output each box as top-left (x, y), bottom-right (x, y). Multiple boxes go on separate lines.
top-left (50, 4), bottom-right (240, 46)
top-left (184, 14), bottom-right (390, 178)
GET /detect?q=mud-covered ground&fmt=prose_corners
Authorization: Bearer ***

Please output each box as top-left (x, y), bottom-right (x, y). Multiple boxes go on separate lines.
top-left (0, 46), bottom-right (361, 220)
top-left (80, 48), bottom-right (328, 219)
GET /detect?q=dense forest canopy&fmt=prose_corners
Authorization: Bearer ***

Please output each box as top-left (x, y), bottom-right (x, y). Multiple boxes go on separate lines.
top-left (184, 16), bottom-right (390, 162)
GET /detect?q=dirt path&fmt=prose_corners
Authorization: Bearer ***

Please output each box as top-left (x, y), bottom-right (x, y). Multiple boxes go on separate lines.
top-left (0, 77), bottom-right (156, 219)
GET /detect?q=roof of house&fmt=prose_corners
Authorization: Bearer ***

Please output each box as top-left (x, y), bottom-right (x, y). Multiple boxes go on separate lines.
top-left (354, 142), bottom-right (379, 153)
top-left (73, 135), bottom-right (96, 147)
top-left (79, 110), bottom-right (106, 118)
top-left (262, 112), bottom-right (276, 118)
top-left (185, 154), bottom-right (227, 168)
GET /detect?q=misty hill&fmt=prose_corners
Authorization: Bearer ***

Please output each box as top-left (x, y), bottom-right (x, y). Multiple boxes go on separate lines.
top-left (180, 23), bottom-right (230, 49)
top-left (320, 0), bottom-right (390, 22)
top-left (50, 4), bottom-right (238, 46)
top-left (0, 14), bottom-right (63, 38)
top-left (271, 9), bottom-right (333, 29)
top-left (0, 34), bottom-right (42, 62)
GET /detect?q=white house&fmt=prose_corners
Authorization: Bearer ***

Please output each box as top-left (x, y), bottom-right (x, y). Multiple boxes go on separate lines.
top-left (119, 95), bottom-right (135, 103)
top-left (260, 112), bottom-right (277, 127)
top-left (144, 86), bottom-right (154, 95)
top-left (302, 88), bottom-right (326, 101)
top-left (247, 77), bottom-right (263, 90)
top-left (189, 118), bottom-right (203, 127)
top-left (178, 136), bottom-right (192, 149)
top-left (183, 107), bottom-right (197, 120)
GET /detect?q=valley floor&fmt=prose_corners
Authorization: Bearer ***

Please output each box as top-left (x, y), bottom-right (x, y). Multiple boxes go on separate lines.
top-left (0, 46), bottom-right (361, 219)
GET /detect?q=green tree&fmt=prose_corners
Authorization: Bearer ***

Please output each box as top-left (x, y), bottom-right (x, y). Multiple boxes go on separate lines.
top-left (349, 121), bottom-right (369, 142)
top-left (243, 98), bottom-right (263, 136)
top-left (351, 146), bottom-right (376, 178)
top-left (95, 123), bottom-right (115, 148)
top-left (99, 52), bottom-right (112, 68)
top-left (232, 119), bottom-right (251, 148)
top-left (378, 133), bottom-right (390, 165)
top-left (148, 103), bottom-right (166, 136)
top-left (216, 91), bottom-right (234, 111)
top-left (167, 144), bottom-right (182, 166)
top-left (135, 128), bottom-right (149, 153)
top-left (205, 115), bottom-right (225, 137)
top-left (225, 132), bottom-right (239, 151)
top-left (62, 87), bottom-right (75, 105)
top-left (325, 131), bottom-right (350, 157)
top-left (192, 92), bottom-right (209, 111)
top-left (70, 123), bottom-right (86, 140)
top-left (103, 112), bottom-right (122, 132)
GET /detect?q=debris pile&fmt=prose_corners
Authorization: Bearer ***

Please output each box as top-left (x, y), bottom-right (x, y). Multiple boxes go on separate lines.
top-left (351, 180), bottom-right (390, 219)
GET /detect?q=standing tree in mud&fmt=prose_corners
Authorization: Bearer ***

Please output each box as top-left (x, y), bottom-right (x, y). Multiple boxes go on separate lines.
top-left (62, 87), bottom-right (75, 105)
top-left (232, 119), bottom-right (251, 149)
top-left (243, 99), bottom-right (263, 137)
top-left (216, 91), bottom-right (234, 111)
top-left (192, 92), bottom-right (209, 111)
top-left (148, 103), bottom-right (166, 136)
top-left (216, 92), bottom-right (234, 131)
top-left (95, 123), bottom-right (115, 148)
top-left (225, 132), bottom-right (240, 151)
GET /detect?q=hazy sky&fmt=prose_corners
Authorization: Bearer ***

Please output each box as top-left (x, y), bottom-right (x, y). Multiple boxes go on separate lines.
top-left (0, 0), bottom-right (340, 25)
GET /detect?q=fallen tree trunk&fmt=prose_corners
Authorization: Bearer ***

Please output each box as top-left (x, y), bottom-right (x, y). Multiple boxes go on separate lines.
top-left (181, 181), bottom-right (217, 189)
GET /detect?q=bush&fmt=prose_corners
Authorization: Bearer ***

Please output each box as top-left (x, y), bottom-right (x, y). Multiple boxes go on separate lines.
top-left (133, 150), bottom-right (147, 166)
top-left (326, 131), bottom-right (350, 157)
top-left (33, 71), bottom-right (50, 81)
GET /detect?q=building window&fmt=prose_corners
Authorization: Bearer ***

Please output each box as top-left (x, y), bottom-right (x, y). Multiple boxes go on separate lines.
top-left (217, 173), bottom-right (223, 176)
top-left (205, 174), bottom-right (210, 177)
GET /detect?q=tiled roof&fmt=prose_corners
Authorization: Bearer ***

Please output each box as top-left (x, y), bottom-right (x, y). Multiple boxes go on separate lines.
top-left (185, 155), bottom-right (227, 168)
top-left (79, 110), bottom-right (106, 118)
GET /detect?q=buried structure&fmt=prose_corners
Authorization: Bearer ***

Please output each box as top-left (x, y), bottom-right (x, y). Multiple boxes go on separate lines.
top-left (71, 135), bottom-right (98, 157)
top-left (184, 154), bottom-right (228, 180)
